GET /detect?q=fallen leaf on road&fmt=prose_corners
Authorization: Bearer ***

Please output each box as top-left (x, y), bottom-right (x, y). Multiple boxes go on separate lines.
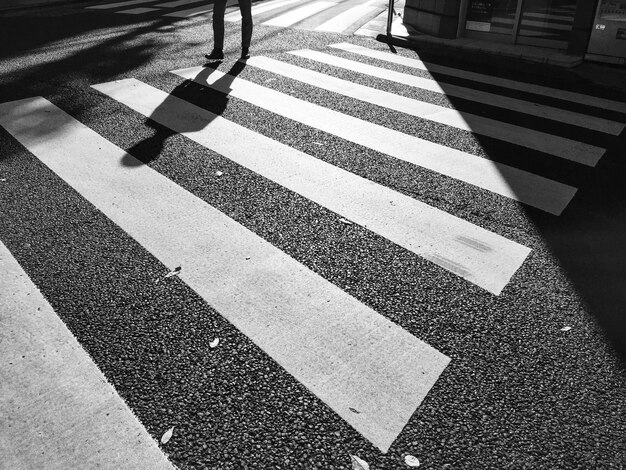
top-left (560, 326), bottom-right (572, 332)
top-left (351, 455), bottom-right (370, 470)
top-left (161, 427), bottom-right (174, 444)
top-left (210, 338), bottom-right (220, 348)
top-left (404, 454), bottom-right (420, 467)
top-left (349, 407), bottom-right (360, 414)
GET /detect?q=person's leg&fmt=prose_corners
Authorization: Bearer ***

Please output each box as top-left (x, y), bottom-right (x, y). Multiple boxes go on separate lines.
top-left (239, 0), bottom-right (253, 55)
top-left (211, 0), bottom-right (228, 52)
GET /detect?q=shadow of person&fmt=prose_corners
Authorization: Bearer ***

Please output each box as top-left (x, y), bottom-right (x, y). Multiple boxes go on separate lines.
top-left (122, 60), bottom-right (247, 167)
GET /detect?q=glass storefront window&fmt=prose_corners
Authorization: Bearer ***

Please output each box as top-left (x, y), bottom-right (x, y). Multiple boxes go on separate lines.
top-left (465, 0), bottom-right (519, 35)
top-left (518, 0), bottom-right (576, 48)
top-left (463, 0), bottom-right (579, 49)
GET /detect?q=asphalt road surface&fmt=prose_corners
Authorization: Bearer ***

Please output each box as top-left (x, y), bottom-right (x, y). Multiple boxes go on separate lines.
top-left (1, 1), bottom-right (625, 469)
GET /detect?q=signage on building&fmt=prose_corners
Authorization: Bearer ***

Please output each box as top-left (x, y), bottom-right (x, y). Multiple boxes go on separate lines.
top-left (587, 0), bottom-right (626, 64)
top-left (465, 0), bottom-right (495, 32)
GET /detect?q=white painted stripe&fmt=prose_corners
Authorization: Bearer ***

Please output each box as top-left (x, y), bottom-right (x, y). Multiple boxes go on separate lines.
top-left (0, 96), bottom-right (450, 453)
top-left (117, 7), bottom-right (159, 13)
top-left (172, 66), bottom-right (577, 215)
top-left (329, 43), bottom-right (626, 116)
top-left (314, 5), bottom-right (378, 32)
top-left (264, 1), bottom-right (336, 27)
top-left (163, 0), bottom-right (237, 18)
top-left (225, 0), bottom-right (301, 21)
top-left (0, 241), bottom-right (174, 470)
top-left (246, 56), bottom-right (604, 166)
top-left (87, 0), bottom-right (156, 9)
top-left (154, 0), bottom-right (201, 7)
top-left (100, 77), bottom-right (530, 293)
top-left (293, 49), bottom-right (624, 135)
top-left (163, 4), bottom-right (212, 17)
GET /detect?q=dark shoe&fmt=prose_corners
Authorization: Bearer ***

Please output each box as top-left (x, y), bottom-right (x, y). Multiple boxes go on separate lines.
top-left (205, 49), bottom-right (224, 61)
top-left (240, 48), bottom-right (250, 60)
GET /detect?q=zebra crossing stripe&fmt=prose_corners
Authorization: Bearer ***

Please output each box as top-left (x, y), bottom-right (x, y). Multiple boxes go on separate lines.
top-left (117, 7), bottom-right (159, 14)
top-left (290, 50), bottom-right (625, 135)
top-left (164, 5), bottom-right (212, 17)
top-left (314, 4), bottom-right (378, 32)
top-left (246, 56), bottom-right (604, 166)
top-left (329, 43), bottom-right (626, 116)
top-left (86, 0), bottom-right (156, 9)
top-left (0, 241), bottom-right (174, 470)
top-left (172, 66), bottom-right (577, 215)
top-left (94, 77), bottom-right (530, 294)
top-left (165, 0), bottom-right (237, 18)
top-left (0, 96), bottom-right (450, 454)
top-left (154, 0), bottom-right (200, 8)
top-left (225, 0), bottom-right (301, 22)
top-left (264, 1), bottom-right (336, 27)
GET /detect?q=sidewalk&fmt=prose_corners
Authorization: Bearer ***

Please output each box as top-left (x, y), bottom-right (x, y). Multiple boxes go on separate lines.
top-left (380, 19), bottom-right (626, 100)
top-left (3, 0), bottom-right (625, 99)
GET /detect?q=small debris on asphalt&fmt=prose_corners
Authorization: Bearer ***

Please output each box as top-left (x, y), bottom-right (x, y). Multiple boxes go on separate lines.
top-left (350, 455), bottom-right (370, 470)
top-left (161, 427), bottom-right (174, 444)
top-left (339, 218), bottom-right (353, 225)
top-left (313, 142), bottom-right (324, 146)
top-left (560, 326), bottom-right (572, 332)
top-left (215, 171), bottom-right (223, 177)
top-left (349, 407), bottom-right (360, 414)
top-left (404, 454), bottom-right (420, 467)
top-left (0, 178), bottom-right (6, 182)
top-left (210, 338), bottom-right (220, 348)
top-left (165, 266), bottom-right (182, 278)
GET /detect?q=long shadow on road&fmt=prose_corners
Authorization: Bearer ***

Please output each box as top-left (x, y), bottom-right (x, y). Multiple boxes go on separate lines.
top-left (123, 60), bottom-right (247, 166)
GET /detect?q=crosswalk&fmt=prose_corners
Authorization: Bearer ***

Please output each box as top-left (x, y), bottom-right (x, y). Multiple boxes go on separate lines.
top-left (2, 41), bottom-right (625, 459)
top-left (84, 0), bottom-right (403, 36)
top-left (0, 241), bottom-right (174, 470)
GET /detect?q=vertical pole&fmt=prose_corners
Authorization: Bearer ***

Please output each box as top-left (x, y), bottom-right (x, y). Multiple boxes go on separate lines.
top-left (386, 0), bottom-right (395, 36)
top-left (512, 0), bottom-right (526, 44)
top-left (457, 0), bottom-right (469, 38)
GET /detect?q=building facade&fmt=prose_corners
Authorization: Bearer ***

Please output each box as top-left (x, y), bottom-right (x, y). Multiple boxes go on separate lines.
top-left (403, 0), bottom-right (626, 63)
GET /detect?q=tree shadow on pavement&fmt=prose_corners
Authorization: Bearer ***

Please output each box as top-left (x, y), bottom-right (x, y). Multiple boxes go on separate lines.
top-left (0, 5), bottom-right (200, 103)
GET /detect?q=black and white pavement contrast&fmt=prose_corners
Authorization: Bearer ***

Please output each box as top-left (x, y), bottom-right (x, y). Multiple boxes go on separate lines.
top-left (1, 1), bottom-right (625, 469)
